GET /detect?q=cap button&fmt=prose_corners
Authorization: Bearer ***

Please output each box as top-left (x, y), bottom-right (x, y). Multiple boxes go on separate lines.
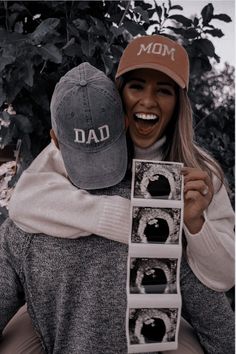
top-left (79, 79), bottom-right (87, 86)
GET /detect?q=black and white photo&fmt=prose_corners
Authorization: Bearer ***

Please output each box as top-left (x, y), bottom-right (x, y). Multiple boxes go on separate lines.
top-left (130, 258), bottom-right (178, 294)
top-left (131, 206), bottom-right (182, 244)
top-left (129, 308), bottom-right (178, 345)
top-left (132, 161), bottom-right (183, 200)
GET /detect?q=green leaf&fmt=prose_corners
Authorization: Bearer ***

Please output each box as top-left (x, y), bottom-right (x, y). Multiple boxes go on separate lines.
top-left (30, 87), bottom-right (50, 111)
top-left (155, 4), bottom-right (162, 20)
top-left (213, 14), bottom-right (232, 22)
top-left (213, 53), bottom-right (220, 63)
top-left (12, 114), bottom-right (33, 134)
top-left (63, 38), bottom-right (81, 57)
top-left (0, 53), bottom-right (15, 72)
top-left (1, 111), bottom-right (11, 123)
top-left (5, 85), bottom-right (22, 104)
top-left (62, 37), bottom-right (75, 50)
top-left (197, 38), bottom-right (215, 57)
top-left (31, 18), bottom-right (60, 44)
top-left (67, 23), bottom-right (81, 39)
top-left (38, 44), bottom-right (62, 64)
top-left (193, 17), bottom-right (199, 26)
top-left (0, 126), bottom-right (14, 148)
top-left (147, 9), bottom-right (156, 18)
top-left (101, 54), bottom-right (114, 76)
top-left (168, 15), bottom-right (192, 27)
top-left (170, 5), bottom-right (183, 11)
top-left (88, 32), bottom-right (97, 57)
top-left (80, 34), bottom-right (96, 57)
top-left (133, 6), bottom-right (150, 23)
top-left (73, 18), bottom-right (89, 32)
top-left (8, 13), bottom-right (19, 29)
top-left (184, 28), bottom-right (199, 39)
top-left (0, 79), bottom-right (6, 107)
top-left (0, 28), bottom-right (29, 47)
top-left (134, 1), bottom-right (152, 10)
top-left (110, 25), bottom-right (125, 38)
top-left (77, 2), bottom-right (90, 10)
top-left (23, 62), bottom-right (34, 87)
top-left (14, 21), bottom-right (24, 34)
top-left (80, 38), bottom-right (89, 57)
top-left (8, 3), bottom-right (28, 12)
top-left (91, 16), bottom-right (107, 36)
top-left (123, 19), bottom-right (146, 35)
top-left (110, 44), bottom-right (124, 58)
top-left (201, 56), bottom-right (212, 71)
top-left (205, 29), bottom-right (224, 38)
top-left (167, 26), bottom-right (184, 36)
top-left (201, 3), bottom-right (214, 26)
top-left (163, 4), bottom-right (168, 19)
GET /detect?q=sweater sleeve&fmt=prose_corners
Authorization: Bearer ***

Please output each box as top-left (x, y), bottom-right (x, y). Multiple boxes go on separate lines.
top-left (9, 143), bottom-right (131, 244)
top-left (0, 219), bottom-right (25, 335)
top-left (183, 182), bottom-right (235, 292)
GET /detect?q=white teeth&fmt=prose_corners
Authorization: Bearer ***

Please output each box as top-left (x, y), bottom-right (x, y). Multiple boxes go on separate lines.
top-left (135, 113), bottom-right (158, 120)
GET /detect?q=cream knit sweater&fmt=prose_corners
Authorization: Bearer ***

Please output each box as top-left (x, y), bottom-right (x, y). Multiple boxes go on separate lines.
top-left (9, 140), bottom-right (235, 292)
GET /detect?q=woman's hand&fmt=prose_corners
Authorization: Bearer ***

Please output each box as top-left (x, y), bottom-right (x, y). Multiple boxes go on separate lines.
top-left (182, 167), bottom-right (214, 234)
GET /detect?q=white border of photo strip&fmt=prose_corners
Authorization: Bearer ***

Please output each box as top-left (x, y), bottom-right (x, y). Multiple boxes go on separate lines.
top-left (126, 159), bottom-right (184, 353)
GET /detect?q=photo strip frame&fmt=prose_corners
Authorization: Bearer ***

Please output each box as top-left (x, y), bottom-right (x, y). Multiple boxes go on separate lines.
top-left (127, 160), bottom-right (184, 353)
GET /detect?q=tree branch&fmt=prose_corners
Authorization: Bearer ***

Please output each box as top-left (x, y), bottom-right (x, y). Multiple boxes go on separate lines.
top-left (105, 0), bottom-right (131, 54)
top-left (193, 105), bottom-right (224, 130)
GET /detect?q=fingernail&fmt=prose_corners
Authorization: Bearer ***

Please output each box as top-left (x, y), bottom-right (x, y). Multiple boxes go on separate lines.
top-left (203, 187), bottom-right (209, 195)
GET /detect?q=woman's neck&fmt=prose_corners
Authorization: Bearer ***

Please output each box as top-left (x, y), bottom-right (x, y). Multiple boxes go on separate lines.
top-left (134, 136), bottom-right (166, 161)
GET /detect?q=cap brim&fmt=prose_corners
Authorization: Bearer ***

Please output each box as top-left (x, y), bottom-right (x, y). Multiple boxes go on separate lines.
top-left (59, 133), bottom-right (127, 190)
top-left (115, 63), bottom-right (186, 89)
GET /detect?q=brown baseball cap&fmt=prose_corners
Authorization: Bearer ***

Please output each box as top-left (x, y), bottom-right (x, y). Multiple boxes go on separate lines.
top-left (115, 35), bottom-right (189, 90)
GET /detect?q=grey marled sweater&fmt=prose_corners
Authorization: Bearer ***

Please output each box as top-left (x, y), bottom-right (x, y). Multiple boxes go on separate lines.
top-left (0, 179), bottom-right (131, 354)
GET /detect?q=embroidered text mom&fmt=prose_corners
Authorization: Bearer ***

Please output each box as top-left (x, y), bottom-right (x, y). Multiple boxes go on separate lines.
top-left (137, 42), bottom-right (176, 61)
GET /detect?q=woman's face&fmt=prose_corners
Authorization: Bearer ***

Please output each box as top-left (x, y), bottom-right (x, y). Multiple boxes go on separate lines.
top-left (122, 68), bottom-right (177, 148)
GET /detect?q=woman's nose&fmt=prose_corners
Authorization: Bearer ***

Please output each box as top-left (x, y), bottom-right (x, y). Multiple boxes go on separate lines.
top-left (140, 89), bottom-right (158, 109)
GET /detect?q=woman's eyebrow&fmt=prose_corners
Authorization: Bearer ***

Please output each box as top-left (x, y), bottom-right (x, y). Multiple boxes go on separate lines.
top-left (126, 77), bottom-right (145, 83)
top-left (156, 82), bottom-right (175, 87)
top-left (126, 78), bottom-right (175, 87)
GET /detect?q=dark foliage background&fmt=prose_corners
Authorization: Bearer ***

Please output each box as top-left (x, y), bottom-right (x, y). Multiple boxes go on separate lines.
top-left (0, 0), bottom-right (234, 218)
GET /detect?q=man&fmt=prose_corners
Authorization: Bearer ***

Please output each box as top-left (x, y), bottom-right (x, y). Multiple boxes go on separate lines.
top-left (0, 62), bottom-right (129, 354)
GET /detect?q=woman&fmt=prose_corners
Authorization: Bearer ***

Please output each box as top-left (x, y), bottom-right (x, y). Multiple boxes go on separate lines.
top-left (5, 35), bottom-right (235, 353)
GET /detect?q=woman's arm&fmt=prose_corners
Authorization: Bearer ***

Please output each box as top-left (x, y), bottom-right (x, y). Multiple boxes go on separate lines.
top-left (9, 143), bottom-right (131, 244)
top-left (183, 177), bottom-right (235, 292)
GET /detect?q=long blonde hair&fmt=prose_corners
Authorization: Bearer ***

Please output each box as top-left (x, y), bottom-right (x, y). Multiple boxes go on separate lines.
top-left (165, 88), bottom-right (225, 189)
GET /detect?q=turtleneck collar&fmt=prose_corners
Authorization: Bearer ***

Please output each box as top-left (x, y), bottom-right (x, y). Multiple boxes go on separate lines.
top-left (134, 135), bottom-right (166, 161)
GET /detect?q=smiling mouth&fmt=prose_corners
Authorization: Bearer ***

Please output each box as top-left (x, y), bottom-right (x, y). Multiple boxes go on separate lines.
top-left (134, 113), bottom-right (159, 133)
top-left (134, 113), bottom-right (159, 126)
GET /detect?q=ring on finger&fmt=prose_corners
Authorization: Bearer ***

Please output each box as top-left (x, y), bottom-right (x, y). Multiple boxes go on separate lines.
top-left (202, 186), bottom-right (209, 196)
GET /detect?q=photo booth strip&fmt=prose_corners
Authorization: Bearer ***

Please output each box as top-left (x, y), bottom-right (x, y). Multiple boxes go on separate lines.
top-left (129, 257), bottom-right (179, 295)
top-left (129, 307), bottom-right (180, 353)
top-left (132, 161), bottom-right (183, 202)
top-left (131, 206), bottom-right (182, 244)
top-left (127, 159), bottom-right (183, 353)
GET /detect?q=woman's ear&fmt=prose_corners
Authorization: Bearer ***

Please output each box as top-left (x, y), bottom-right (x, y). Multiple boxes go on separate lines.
top-left (50, 129), bottom-right (60, 149)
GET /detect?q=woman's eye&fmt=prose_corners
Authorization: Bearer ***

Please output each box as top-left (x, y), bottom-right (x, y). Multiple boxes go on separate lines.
top-left (129, 83), bottom-right (143, 90)
top-left (157, 88), bottom-right (173, 95)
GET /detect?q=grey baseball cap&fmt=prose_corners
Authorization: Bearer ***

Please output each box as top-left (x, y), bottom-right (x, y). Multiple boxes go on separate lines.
top-left (50, 62), bottom-right (127, 190)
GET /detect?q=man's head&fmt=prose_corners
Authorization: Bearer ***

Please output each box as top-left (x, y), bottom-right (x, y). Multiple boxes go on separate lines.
top-left (50, 62), bottom-right (127, 190)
